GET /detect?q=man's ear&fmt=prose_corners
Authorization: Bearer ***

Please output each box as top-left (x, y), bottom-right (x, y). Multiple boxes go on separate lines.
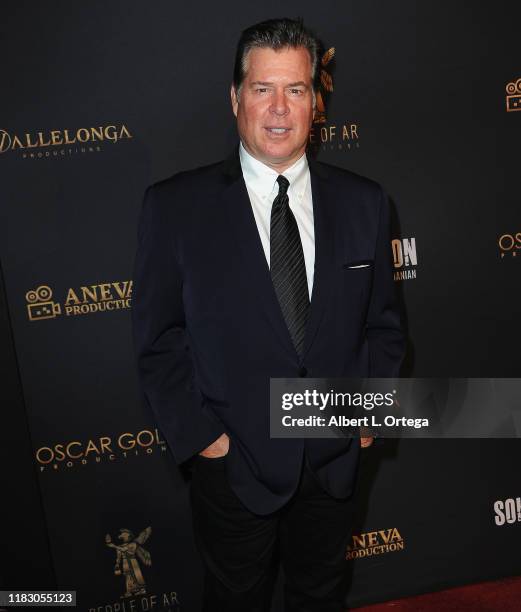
top-left (230, 84), bottom-right (239, 117)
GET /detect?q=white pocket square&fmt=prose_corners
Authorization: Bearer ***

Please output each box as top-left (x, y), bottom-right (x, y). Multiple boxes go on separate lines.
top-left (347, 263), bottom-right (371, 269)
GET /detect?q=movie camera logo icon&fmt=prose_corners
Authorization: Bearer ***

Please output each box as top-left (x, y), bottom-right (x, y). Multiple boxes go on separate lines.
top-left (26, 285), bottom-right (61, 321)
top-left (506, 79), bottom-right (521, 112)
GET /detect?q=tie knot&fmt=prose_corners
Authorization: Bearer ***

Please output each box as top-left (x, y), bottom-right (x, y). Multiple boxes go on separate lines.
top-left (276, 174), bottom-right (290, 196)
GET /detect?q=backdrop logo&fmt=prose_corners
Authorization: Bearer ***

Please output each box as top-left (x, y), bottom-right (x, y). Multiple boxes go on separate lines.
top-left (346, 527), bottom-right (404, 560)
top-left (309, 47), bottom-right (360, 153)
top-left (314, 47), bottom-right (335, 124)
top-left (25, 281), bottom-right (132, 320)
top-left (392, 237), bottom-right (418, 281)
top-left (94, 525), bottom-right (181, 611)
top-left (35, 428), bottom-right (167, 472)
top-left (106, 527), bottom-right (152, 598)
top-left (0, 124), bottom-right (132, 159)
top-left (506, 78), bottom-right (521, 112)
top-left (498, 232), bottom-right (520, 258)
top-left (494, 497), bottom-right (521, 526)
top-left (25, 285), bottom-right (62, 321)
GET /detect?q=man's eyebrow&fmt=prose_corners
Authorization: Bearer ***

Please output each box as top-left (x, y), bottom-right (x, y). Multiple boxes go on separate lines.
top-left (249, 81), bottom-right (309, 88)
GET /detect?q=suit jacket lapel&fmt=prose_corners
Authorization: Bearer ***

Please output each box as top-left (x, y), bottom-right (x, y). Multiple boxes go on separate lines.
top-left (301, 156), bottom-right (335, 361)
top-left (220, 148), bottom-right (298, 358)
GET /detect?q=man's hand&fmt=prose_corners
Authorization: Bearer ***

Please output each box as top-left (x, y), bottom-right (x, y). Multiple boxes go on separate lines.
top-left (360, 436), bottom-right (374, 448)
top-left (198, 433), bottom-right (230, 458)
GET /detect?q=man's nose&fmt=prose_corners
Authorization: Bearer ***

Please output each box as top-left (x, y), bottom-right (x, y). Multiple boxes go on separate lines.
top-left (269, 90), bottom-right (289, 116)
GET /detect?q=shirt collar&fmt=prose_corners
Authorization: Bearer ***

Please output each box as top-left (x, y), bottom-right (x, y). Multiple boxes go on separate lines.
top-left (239, 141), bottom-right (309, 202)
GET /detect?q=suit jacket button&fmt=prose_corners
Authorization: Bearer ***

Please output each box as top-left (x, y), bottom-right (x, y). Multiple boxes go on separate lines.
top-left (299, 367), bottom-right (308, 377)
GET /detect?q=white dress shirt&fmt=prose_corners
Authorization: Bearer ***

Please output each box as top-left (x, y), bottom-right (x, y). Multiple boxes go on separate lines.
top-left (239, 142), bottom-right (315, 299)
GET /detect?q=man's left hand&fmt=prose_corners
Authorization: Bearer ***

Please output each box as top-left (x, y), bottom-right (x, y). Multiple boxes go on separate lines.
top-left (360, 436), bottom-right (374, 448)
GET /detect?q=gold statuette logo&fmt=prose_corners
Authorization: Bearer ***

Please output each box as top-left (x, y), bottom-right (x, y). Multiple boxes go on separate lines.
top-left (506, 79), bottom-right (521, 112)
top-left (91, 525), bottom-right (180, 611)
top-left (309, 46), bottom-right (360, 153)
top-left (106, 527), bottom-right (152, 598)
top-left (314, 47), bottom-right (335, 124)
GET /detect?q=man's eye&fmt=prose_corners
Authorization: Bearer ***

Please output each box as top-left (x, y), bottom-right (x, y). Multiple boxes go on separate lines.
top-left (256, 88), bottom-right (268, 93)
top-left (289, 89), bottom-right (304, 95)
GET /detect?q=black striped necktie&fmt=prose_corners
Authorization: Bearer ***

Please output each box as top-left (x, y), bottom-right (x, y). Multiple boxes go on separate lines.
top-left (270, 174), bottom-right (310, 357)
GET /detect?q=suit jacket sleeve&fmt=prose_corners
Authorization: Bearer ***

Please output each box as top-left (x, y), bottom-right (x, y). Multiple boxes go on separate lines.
top-left (131, 184), bottom-right (226, 464)
top-left (366, 186), bottom-right (406, 378)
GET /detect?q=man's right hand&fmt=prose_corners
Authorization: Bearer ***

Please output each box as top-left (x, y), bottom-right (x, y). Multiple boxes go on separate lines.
top-left (198, 433), bottom-right (230, 458)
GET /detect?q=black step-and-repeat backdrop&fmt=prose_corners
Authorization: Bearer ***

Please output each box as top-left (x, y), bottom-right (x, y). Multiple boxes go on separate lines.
top-left (2, 1), bottom-right (520, 610)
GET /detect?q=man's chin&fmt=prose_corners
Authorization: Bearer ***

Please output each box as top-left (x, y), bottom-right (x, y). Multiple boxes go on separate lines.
top-left (256, 146), bottom-right (304, 168)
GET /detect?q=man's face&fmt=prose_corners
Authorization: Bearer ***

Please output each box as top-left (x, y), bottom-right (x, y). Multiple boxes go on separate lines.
top-left (231, 46), bottom-right (315, 172)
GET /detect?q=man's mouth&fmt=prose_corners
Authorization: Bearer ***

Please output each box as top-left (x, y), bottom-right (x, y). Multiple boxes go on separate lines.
top-left (265, 127), bottom-right (291, 134)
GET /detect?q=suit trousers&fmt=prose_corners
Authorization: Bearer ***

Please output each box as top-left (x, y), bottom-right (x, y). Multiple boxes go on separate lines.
top-left (189, 449), bottom-right (360, 612)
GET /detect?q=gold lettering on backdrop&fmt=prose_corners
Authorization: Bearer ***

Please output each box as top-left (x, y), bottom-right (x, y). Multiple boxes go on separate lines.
top-left (99, 283), bottom-right (112, 301)
top-left (90, 126), bottom-right (103, 140)
top-left (119, 124), bottom-right (132, 139)
top-left (100, 436), bottom-right (113, 454)
top-left (81, 285), bottom-right (99, 303)
top-left (119, 433), bottom-right (135, 450)
top-left (77, 128), bottom-right (90, 142)
top-left (63, 129), bottom-right (76, 144)
top-left (37, 132), bottom-right (51, 147)
top-left (25, 133), bottom-right (39, 148)
top-left (499, 234), bottom-right (515, 250)
top-left (113, 280), bottom-right (133, 299)
top-left (54, 444), bottom-right (66, 461)
top-left (342, 124), bottom-right (358, 139)
top-left (309, 123), bottom-right (360, 148)
top-left (88, 590), bottom-right (180, 611)
top-left (36, 447), bottom-right (53, 464)
top-left (50, 130), bottom-right (62, 145)
top-left (35, 429), bottom-right (167, 471)
top-left (379, 527), bottom-right (401, 544)
top-left (84, 439), bottom-right (101, 456)
top-left (1, 124), bottom-right (132, 155)
top-left (64, 283), bottom-right (132, 304)
top-left (346, 527), bottom-right (404, 560)
top-left (105, 125), bottom-right (117, 142)
top-left (66, 441), bottom-right (82, 459)
top-left (351, 534), bottom-right (365, 548)
top-left (137, 430), bottom-right (155, 447)
top-left (0, 130), bottom-right (11, 152)
top-left (65, 288), bottom-right (81, 305)
top-left (164, 592), bottom-right (181, 606)
top-left (11, 134), bottom-right (24, 149)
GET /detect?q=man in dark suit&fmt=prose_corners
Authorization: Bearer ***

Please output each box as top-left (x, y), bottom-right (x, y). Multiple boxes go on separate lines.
top-left (132, 17), bottom-right (405, 612)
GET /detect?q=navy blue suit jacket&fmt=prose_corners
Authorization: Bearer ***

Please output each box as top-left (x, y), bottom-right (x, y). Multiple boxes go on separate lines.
top-left (131, 147), bottom-right (405, 514)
